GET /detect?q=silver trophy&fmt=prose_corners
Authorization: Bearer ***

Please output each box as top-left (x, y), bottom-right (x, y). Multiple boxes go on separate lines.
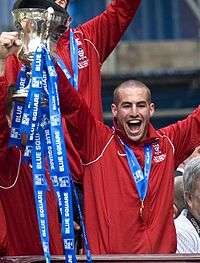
top-left (11, 6), bottom-right (70, 100)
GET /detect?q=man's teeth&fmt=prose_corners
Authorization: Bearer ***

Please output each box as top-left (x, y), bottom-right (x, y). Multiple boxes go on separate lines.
top-left (128, 120), bottom-right (141, 124)
top-left (127, 120), bottom-right (141, 132)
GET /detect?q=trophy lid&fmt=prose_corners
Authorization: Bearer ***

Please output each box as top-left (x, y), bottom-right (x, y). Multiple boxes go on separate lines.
top-left (13, 0), bottom-right (67, 15)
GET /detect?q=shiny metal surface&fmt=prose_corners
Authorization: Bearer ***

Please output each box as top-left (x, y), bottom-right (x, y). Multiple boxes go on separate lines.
top-left (12, 7), bottom-right (70, 64)
top-left (11, 7), bottom-right (70, 100)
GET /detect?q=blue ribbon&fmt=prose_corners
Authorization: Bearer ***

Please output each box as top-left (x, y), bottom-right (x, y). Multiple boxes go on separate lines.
top-left (9, 102), bottom-right (24, 147)
top-left (125, 144), bottom-right (152, 204)
top-left (8, 45), bottom-right (77, 263)
top-left (56, 29), bottom-right (79, 90)
top-left (45, 49), bottom-right (77, 262)
top-left (32, 131), bottom-right (50, 263)
top-left (9, 65), bottom-right (30, 147)
top-left (55, 30), bottom-right (92, 260)
top-left (20, 47), bottom-right (45, 162)
top-left (9, 31), bottom-right (91, 262)
top-left (40, 107), bottom-right (63, 215)
top-left (19, 46), bottom-right (51, 263)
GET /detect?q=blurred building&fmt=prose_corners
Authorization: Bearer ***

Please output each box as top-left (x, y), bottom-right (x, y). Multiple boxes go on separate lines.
top-left (0, 0), bottom-right (14, 31)
top-left (70, 0), bottom-right (200, 40)
top-left (1, 0), bottom-right (200, 127)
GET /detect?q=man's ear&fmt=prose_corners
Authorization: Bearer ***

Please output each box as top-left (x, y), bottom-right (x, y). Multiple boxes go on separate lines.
top-left (150, 102), bottom-right (155, 117)
top-left (111, 103), bottom-right (117, 118)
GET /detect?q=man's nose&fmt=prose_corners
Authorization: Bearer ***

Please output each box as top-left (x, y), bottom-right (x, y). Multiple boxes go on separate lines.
top-left (130, 105), bottom-right (138, 116)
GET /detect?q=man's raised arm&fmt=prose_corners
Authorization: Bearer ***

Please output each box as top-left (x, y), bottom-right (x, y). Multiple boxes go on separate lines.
top-left (79, 0), bottom-right (141, 63)
top-left (59, 81), bottom-right (108, 163)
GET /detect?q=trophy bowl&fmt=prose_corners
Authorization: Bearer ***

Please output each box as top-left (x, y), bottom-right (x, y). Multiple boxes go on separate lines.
top-left (12, 7), bottom-right (70, 65)
top-left (11, 7), bottom-right (70, 100)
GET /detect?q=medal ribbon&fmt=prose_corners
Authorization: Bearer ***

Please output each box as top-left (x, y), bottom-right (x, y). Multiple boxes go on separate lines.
top-left (56, 29), bottom-right (79, 90)
top-left (125, 144), bottom-right (152, 216)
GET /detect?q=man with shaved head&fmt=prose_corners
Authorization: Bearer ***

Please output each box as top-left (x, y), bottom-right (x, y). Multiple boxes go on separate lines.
top-left (58, 79), bottom-right (200, 253)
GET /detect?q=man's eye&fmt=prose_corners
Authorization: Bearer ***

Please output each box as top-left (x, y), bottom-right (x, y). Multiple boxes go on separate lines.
top-left (123, 104), bottom-right (131, 108)
top-left (138, 104), bottom-right (146, 108)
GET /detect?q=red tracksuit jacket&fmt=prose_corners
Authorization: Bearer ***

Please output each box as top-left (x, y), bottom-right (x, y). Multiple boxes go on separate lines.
top-left (0, 0), bottom-right (141, 256)
top-left (59, 81), bottom-right (200, 254)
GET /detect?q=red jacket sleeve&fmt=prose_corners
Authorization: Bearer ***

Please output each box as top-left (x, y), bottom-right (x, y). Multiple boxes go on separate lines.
top-left (59, 81), bottom-right (110, 163)
top-left (159, 106), bottom-right (200, 168)
top-left (79, 0), bottom-right (141, 63)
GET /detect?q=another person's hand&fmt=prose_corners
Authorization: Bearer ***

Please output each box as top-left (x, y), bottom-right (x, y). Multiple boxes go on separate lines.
top-left (0, 31), bottom-right (21, 75)
top-left (0, 32), bottom-right (21, 60)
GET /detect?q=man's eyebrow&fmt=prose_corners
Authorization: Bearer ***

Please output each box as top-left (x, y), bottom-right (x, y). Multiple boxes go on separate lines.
top-left (121, 100), bottom-right (147, 104)
top-left (121, 101), bottom-right (132, 104)
top-left (137, 100), bottom-right (148, 104)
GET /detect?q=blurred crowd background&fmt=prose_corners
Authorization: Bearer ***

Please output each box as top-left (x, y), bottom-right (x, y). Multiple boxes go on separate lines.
top-left (1, 0), bottom-right (200, 128)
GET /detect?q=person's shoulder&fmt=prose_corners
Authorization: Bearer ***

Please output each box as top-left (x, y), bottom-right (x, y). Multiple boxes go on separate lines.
top-left (176, 226), bottom-right (200, 253)
top-left (174, 209), bottom-right (200, 243)
top-left (175, 210), bottom-right (192, 230)
top-left (175, 210), bottom-right (200, 250)
top-left (175, 209), bottom-right (187, 221)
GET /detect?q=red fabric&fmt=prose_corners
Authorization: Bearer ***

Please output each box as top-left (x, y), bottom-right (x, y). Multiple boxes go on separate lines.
top-left (59, 82), bottom-right (200, 254)
top-left (0, 197), bottom-right (8, 256)
top-left (0, 0), bottom-right (141, 255)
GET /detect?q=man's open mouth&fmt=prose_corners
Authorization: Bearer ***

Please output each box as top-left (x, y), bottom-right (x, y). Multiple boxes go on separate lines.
top-left (127, 119), bottom-right (142, 133)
